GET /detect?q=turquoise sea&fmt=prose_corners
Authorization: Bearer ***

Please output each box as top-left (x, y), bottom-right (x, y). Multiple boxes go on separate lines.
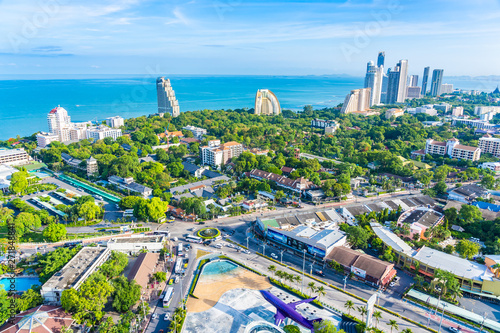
top-left (0, 75), bottom-right (498, 140)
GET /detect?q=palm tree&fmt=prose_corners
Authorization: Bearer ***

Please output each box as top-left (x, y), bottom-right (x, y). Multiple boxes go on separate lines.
top-left (316, 286), bottom-right (326, 301)
top-left (268, 265), bottom-right (276, 277)
top-left (293, 275), bottom-right (301, 289)
top-left (344, 300), bottom-right (355, 315)
top-left (401, 329), bottom-right (413, 333)
top-left (308, 282), bottom-right (316, 296)
top-left (276, 270), bottom-right (284, 283)
top-left (373, 311), bottom-right (382, 328)
top-left (414, 275), bottom-right (424, 288)
top-left (492, 263), bottom-right (500, 277)
top-left (387, 320), bottom-right (399, 333)
top-left (448, 283), bottom-right (463, 302)
top-left (357, 306), bottom-right (367, 322)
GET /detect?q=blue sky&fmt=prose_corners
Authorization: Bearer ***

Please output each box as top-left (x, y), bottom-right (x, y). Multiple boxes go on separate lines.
top-left (1, 0), bottom-right (500, 76)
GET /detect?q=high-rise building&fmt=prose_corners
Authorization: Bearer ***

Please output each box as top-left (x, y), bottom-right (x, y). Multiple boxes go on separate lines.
top-left (364, 61), bottom-right (383, 106)
top-left (47, 106), bottom-right (72, 142)
top-left (409, 75), bottom-right (419, 87)
top-left (106, 116), bottom-right (124, 128)
top-left (386, 60), bottom-right (408, 104)
top-left (406, 86), bottom-right (422, 99)
top-left (340, 88), bottom-right (371, 113)
top-left (254, 89), bottom-right (281, 115)
top-left (440, 83), bottom-right (454, 95)
top-left (380, 72), bottom-right (389, 104)
top-left (452, 107), bottom-right (464, 117)
top-left (430, 69), bottom-right (444, 96)
top-left (422, 67), bottom-right (430, 95)
top-left (377, 52), bottom-right (385, 67)
top-left (156, 77), bottom-right (180, 117)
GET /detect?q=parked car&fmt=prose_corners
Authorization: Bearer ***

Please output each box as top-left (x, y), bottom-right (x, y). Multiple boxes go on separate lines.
top-left (152, 313), bottom-right (158, 319)
top-left (389, 282), bottom-right (396, 287)
top-left (270, 253), bottom-right (278, 259)
top-left (448, 327), bottom-right (461, 333)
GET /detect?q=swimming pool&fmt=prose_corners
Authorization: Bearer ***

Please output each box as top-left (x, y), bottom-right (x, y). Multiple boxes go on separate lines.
top-left (0, 277), bottom-right (40, 292)
top-left (202, 260), bottom-right (239, 276)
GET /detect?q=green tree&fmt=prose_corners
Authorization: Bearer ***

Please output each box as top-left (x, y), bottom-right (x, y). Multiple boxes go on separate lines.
top-left (42, 223), bottom-right (67, 242)
top-left (268, 265), bottom-right (277, 277)
top-left (459, 205), bottom-right (482, 224)
top-left (455, 239), bottom-right (481, 259)
top-left (346, 226), bottom-right (370, 249)
top-left (147, 197), bottom-right (168, 222)
top-left (433, 181), bottom-right (447, 195)
top-left (480, 174), bottom-right (497, 190)
top-left (112, 276), bottom-right (141, 313)
top-left (357, 306), bottom-right (367, 322)
top-left (9, 170), bottom-right (29, 194)
top-left (119, 196), bottom-right (142, 210)
top-left (308, 282), bottom-right (316, 296)
top-left (100, 251), bottom-right (128, 278)
top-left (284, 325), bottom-right (301, 333)
top-left (0, 287), bottom-right (10, 326)
top-left (153, 271), bottom-right (167, 282)
top-left (373, 311), bottom-right (382, 328)
top-left (15, 288), bottom-right (43, 312)
top-left (313, 320), bottom-right (344, 333)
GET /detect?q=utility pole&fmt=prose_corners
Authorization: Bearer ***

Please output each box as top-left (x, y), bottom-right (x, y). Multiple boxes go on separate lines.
top-left (480, 312), bottom-right (487, 332)
top-left (438, 303), bottom-right (447, 333)
top-left (301, 249), bottom-right (306, 294)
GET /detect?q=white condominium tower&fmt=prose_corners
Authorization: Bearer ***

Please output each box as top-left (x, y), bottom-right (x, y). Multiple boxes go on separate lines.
top-left (47, 106), bottom-right (72, 142)
top-left (341, 88), bottom-right (371, 114)
top-left (156, 77), bottom-right (180, 117)
top-left (254, 89), bottom-right (281, 115)
top-left (364, 60), bottom-right (383, 106)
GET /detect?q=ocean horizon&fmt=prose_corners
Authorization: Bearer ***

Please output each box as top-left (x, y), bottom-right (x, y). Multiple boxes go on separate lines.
top-left (0, 75), bottom-right (498, 140)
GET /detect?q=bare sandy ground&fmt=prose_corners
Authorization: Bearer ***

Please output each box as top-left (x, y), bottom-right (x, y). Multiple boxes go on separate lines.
top-left (186, 267), bottom-right (271, 312)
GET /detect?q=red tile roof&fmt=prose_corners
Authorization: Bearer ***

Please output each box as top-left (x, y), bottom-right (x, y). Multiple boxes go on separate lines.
top-left (128, 252), bottom-right (160, 289)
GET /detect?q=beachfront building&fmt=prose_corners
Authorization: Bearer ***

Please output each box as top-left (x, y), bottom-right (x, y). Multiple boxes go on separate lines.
top-left (41, 247), bottom-right (111, 305)
top-left (425, 138), bottom-right (480, 161)
top-left (199, 141), bottom-right (243, 168)
top-left (86, 125), bottom-right (122, 141)
top-left (255, 89), bottom-right (281, 115)
top-left (341, 88), bottom-right (371, 114)
top-left (41, 106), bottom-right (92, 145)
top-left (36, 132), bottom-right (59, 148)
top-left (0, 148), bottom-right (32, 166)
top-left (106, 116), bottom-right (125, 128)
top-left (156, 77), bottom-right (180, 117)
top-left (452, 106), bottom-right (464, 117)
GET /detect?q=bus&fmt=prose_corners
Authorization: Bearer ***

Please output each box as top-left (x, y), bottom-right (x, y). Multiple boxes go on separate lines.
top-left (154, 230), bottom-right (171, 237)
top-left (186, 235), bottom-right (202, 243)
top-left (177, 243), bottom-right (183, 255)
top-left (163, 287), bottom-right (174, 308)
top-left (175, 258), bottom-right (184, 274)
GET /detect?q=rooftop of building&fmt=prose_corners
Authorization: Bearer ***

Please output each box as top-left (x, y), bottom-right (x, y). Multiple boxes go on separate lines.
top-left (326, 246), bottom-right (393, 280)
top-left (399, 207), bottom-right (443, 228)
top-left (0, 148), bottom-right (28, 156)
top-left (169, 175), bottom-right (229, 194)
top-left (42, 247), bottom-right (109, 291)
top-left (413, 246), bottom-right (495, 282)
top-left (449, 183), bottom-right (488, 198)
top-left (108, 235), bottom-right (165, 244)
top-left (0, 305), bottom-right (74, 333)
top-left (269, 226), bottom-right (345, 251)
top-left (127, 252), bottom-right (160, 288)
top-left (371, 223), bottom-right (415, 255)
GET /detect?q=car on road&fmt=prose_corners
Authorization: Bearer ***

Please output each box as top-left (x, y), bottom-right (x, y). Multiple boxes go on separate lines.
top-left (314, 269), bottom-right (325, 277)
top-left (448, 327), bottom-right (461, 333)
top-left (174, 276), bottom-right (180, 284)
top-left (270, 253), bottom-right (278, 259)
top-left (243, 250), bottom-right (250, 254)
top-left (199, 221), bottom-right (206, 225)
top-left (389, 282), bottom-right (396, 287)
top-left (394, 276), bottom-right (400, 282)
top-left (164, 313), bottom-right (170, 321)
top-left (152, 313), bottom-right (158, 319)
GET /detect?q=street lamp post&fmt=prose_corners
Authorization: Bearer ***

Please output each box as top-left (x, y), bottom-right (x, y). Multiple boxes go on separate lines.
top-left (438, 303), bottom-right (447, 333)
top-left (301, 249), bottom-right (306, 294)
top-left (280, 249), bottom-right (285, 264)
top-left (310, 262), bottom-right (314, 275)
top-left (246, 236), bottom-right (250, 250)
top-left (262, 242), bottom-right (266, 256)
top-left (480, 312), bottom-right (487, 332)
top-left (343, 275), bottom-right (348, 291)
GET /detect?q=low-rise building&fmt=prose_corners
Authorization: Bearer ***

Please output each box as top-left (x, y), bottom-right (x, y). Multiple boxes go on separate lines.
top-left (385, 108), bottom-right (404, 119)
top-left (448, 184), bottom-right (489, 203)
top-left (311, 119), bottom-right (338, 129)
top-left (326, 246), bottom-right (396, 287)
top-left (107, 235), bottom-right (165, 254)
top-left (480, 161), bottom-right (500, 175)
top-left (0, 148), bottom-right (32, 166)
top-left (397, 206), bottom-right (444, 240)
top-left (267, 225), bottom-right (347, 259)
top-left (108, 175), bottom-right (153, 198)
top-left (127, 252), bottom-right (160, 289)
top-left (453, 119), bottom-right (498, 130)
top-left (407, 105), bottom-right (438, 116)
top-left (36, 132), bottom-right (59, 148)
top-left (0, 164), bottom-right (17, 193)
top-left (182, 125), bottom-right (207, 139)
top-left (86, 125), bottom-right (122, 141)
top-left (249, 169), bottom-right (314, 193)
top-left (41, 247), bottom-right (111, 305)
top-left (425, 138), bottom-right (480, 161)
top-left (452, 106), bottom-right (464, 117)
top-left (475, 106), bottom-right (500, 121)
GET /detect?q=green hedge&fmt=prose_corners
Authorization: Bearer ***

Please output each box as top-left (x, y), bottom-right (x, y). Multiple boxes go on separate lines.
top-left (269, 277), bottom-right (324, 309)
top-left (225, 238), bottom-right (248, 250)
top-left (197, 227), bottom-right (221, 239)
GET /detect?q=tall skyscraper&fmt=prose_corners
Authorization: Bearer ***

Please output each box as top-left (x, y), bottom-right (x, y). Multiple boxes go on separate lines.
top-left (377, 52), bottom-right (385, 68)
top-left (380, 71), bottom-right (389, 104)
top-left (255, 89), bottom-right (281, 115)
top-left (341, 88), bottom-right (371, 114)
top-left (364, 61), bottom-right (383, 106)
top-left (422, 67), bottom-right (430, 95)
top-left (409, 75), bottom-right (419, 87)
top-left (386, 60), bottom-right (408, 104)
top-left (430, 69), bottom-right (444, 96)
top-left (156, 77), bottom-right (180, 117)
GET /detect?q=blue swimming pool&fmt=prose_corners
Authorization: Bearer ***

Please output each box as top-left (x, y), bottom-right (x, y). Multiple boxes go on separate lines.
top-left (0, 277), bottom-right (40, 292)
top-left (202, 260), bottom-right (239, 276)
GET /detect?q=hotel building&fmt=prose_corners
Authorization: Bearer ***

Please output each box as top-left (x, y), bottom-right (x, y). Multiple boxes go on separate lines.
top-left (0, 148), bottom-right (32, 166)
top-left (156, 77), bottom-right (180, 117)
top-left (86, 125), bottom-right (122, 141)
top-left (340, 88), bottom-right (371, 114)
top-left (425, 138), bottom-right (480, 161)
top-left (255, 89), bottom-right (281, 115)
top-left (106, 116), bottom-right (125, 128)
top-left (199, 140), bottom-right (243, 168)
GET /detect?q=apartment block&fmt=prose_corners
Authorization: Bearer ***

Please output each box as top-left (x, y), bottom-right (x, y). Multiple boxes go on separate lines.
top-left (479, 135), bottom-right (500, 157)
top-left (0, 148), bottom-right (32, 166)
top-left (199, 141), bottom-right (243, 168)
top-left (425, 138), bottom-right (480, 161)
